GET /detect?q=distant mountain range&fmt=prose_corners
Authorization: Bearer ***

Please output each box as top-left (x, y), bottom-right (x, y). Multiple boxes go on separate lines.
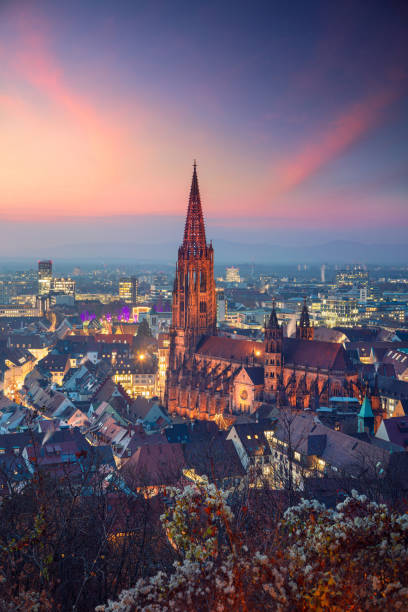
top-left (15, 238), bottom-right (407, 264)
top-left (0, 214), bottom-right (406, 264)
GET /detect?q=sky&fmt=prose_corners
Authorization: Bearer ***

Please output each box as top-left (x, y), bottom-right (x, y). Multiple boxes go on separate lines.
top-left (0, 0), bottom-right (407, 259)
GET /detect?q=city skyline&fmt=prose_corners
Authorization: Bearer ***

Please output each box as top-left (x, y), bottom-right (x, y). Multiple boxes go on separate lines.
top-left (1, 4), bottom-right (408, 610)
top-left (1, 0), bottom-right (407, 254)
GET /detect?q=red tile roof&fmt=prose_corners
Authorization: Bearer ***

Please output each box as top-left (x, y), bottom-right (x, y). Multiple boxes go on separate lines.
top-left (380, 417), bottom-right (408, 448)
top-left (196, 336), bottom-right (264, 362)
top-left (121, 442), bottom-right (185, 486)
top-left (93, 334), bottom-right (134, 345)
top-left (194, 335), bottom-right (349, 372)
top-left (283, 338), bottom-right (348, 371)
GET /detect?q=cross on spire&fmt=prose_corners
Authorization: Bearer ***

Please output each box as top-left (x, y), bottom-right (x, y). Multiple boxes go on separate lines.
top-left (182, 161), bottom-right (207, 257)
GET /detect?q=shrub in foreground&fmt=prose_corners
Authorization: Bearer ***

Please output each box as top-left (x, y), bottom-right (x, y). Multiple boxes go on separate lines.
top-left (97, 479), bottom-right (408, 611)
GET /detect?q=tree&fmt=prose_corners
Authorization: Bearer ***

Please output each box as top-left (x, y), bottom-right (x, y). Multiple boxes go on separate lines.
top-left (0, 455), bottom-right (173, 611)
top-left (137, 319), bottom-right (152, 338)
top-left (97, 481), bottom-right (408, 611)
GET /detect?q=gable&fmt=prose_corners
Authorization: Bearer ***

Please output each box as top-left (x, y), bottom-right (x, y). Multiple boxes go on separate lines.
top-left (234, 368), bottom-right (254, 386)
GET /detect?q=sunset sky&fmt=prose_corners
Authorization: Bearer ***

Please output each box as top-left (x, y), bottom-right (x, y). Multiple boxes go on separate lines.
top-left (0, 0), bottom-right (407, 256)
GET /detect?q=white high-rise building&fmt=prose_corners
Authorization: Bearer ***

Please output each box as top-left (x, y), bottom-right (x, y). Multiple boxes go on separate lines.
top-left (119, 276), bottom-right (138, 303)
top-left (321, 264), bottom-right (326, 283)
top-left (226, 266), bottom-right (240, 283)
top-left (52, 278), bottom-right (76, 296)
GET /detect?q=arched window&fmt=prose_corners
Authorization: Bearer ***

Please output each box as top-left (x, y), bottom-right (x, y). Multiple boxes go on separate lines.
top-left (200, 301), bottom-right (207, 313)
top-left (200, 270), bottom-right (206, 292)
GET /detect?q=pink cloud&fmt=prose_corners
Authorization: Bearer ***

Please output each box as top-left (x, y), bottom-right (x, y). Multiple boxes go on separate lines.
top-left (11, 27), bottom-right (125, 154)
top-left (270, 86), bottom-right (403, 197)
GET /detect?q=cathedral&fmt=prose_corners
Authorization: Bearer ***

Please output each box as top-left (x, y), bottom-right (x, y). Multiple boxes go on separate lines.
top-left (165, 165), bottom-right (359, 420)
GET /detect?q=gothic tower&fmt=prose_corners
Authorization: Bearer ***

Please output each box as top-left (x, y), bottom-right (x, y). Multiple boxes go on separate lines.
top-left (264, 300), bottom-right (283, 399)
top-left (169, 162), bottom-right (217, 370)
top-left (296, 298), bottom-right (314, 340)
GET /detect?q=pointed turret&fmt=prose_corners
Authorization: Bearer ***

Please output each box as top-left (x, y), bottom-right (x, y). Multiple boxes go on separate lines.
top-left (264, 299), bottom-right (283, 400)
top-left (267, 298), bottom-right (279, 329)
top-left (358, 395), bottom-right (374, 434)
top-left (296, 298), bottom-right (314, 340)
top-left (182, 161), bottom-right (207, 257)
top-left (299, 298), bottom-right (310, 328)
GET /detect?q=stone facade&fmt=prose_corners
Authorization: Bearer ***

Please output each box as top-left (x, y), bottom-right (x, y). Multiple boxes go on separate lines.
top-left (166, 167), bottom-right (360, 420)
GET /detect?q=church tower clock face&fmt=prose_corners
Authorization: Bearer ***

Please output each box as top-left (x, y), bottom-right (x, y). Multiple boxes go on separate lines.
top-left (240, 389), bottom-right (248, 400)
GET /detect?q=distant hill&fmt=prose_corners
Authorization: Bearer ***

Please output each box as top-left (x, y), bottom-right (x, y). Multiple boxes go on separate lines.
top-left (27, 239), bottom-right (408, 264)
top-left (0, 214), bottom-right (406, 264)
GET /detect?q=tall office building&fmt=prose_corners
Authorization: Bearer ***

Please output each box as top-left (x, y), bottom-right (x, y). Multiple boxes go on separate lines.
top-left (38, 260), bottom-right (53, 295)
top-left (336, 265), bottom-right (368, 287)
top-left (0, 281), bottom-right (10, 305)
top-left (226, 266), bottom-right (240, 283)
top-left (119, 276), bottom-right (138, 303)
top-left (321, 264), bottom-right (326, 283)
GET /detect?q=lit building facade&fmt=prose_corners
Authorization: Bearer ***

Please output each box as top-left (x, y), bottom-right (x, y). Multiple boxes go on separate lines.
top-left (168, 162), bottom-right (217, 372)
top-left (157, 333), bottom-right (170, 401)
top-left (336, 266), bottom-right (368, 287)
top-left (52, 277), bottom-right (76, 296)
top-left (112, 360), bottom-right (156, 399)
top-left (226, 266), bottom-right (241, 283)
top-left (0, 305), bottom-right (40, 318)
top-left (0, 281), bottom-right (10, 305)
top-left (119, 277), bottom-right (138, 304)
top-left (165, 166), bottom-right (360, 420)
top-left (321, 297), bottom-right (360, 327)
top-left (38, 260), bottom-right (53, 295)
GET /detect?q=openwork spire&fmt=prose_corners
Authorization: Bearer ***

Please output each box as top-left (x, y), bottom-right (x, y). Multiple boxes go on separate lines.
top-left (299, 297), bottom-right (310, 328)
top-left (182, 161), bottom-right (207, 257)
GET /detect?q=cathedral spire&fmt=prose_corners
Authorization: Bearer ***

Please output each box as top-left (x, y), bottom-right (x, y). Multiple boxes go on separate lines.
top-left (182, 161), bottom-right (207, 257)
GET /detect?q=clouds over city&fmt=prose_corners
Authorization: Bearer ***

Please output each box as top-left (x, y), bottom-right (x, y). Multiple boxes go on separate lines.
top-left (0, 0), bottom-right (406, 249)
